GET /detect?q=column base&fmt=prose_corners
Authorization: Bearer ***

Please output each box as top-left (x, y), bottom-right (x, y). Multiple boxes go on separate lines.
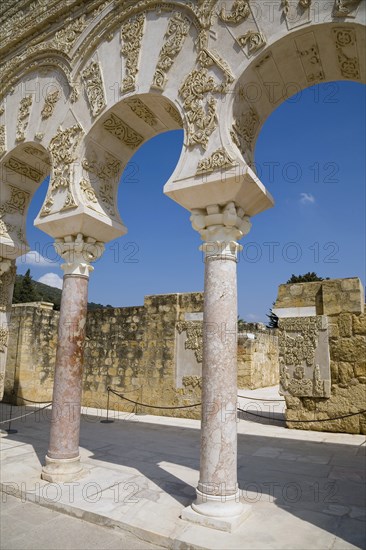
top-left (181, 490), bottom-right (251, 532)
top-left (41, 455), bottom-right (85, 483)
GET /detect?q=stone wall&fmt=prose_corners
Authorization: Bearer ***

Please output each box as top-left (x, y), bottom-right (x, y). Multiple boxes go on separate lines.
top-left (274, 278), bottom-right (366, 434)
top-left (4, 292), bottom-right (278, 420)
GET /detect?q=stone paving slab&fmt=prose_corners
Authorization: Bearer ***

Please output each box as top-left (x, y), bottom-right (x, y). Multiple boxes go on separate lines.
top-left (1, 388), bottom-right (365, 550)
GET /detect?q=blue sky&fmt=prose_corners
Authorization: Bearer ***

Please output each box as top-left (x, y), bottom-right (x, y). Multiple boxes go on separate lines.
top-left (20, 81), bottom-right (365, 321)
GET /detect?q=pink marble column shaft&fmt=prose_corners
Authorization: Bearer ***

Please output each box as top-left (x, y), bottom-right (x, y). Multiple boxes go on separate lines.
top-left (47, 274), bottom-right (88, 460)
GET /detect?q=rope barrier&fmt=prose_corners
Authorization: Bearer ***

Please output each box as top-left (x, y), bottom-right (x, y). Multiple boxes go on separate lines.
top-left (238, 407), bottom-right (366, 424)
top-left (237, 394), bottom-right (285, 403)
top-left (0, 404), bottom-right (52, 425)
top-left (108, 387), bottom-right (365, 425)
top-left (13, 396), bottom-right (52, 405)
top-left (108, 387), bottom-right (201, 409)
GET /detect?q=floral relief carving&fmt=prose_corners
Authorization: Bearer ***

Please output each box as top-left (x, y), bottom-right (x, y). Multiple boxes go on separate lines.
top-left (176, 321), bottom-right (203, 363)
top-left (231, 107), bottom-right (260, 153)
top-left (333, 27), bottom-right (360, 79)
top-left (237, 31), bottom-right (266, 56)
top-left (219, 0), bottom-right (250, 24)
top-left (0, 327), bottom-right (9, 353)
top-left (52, 15), bottom-right (88, 54)
top-left (0, 185), bottom-right (30, 216)
top-left (82, 152), bottom-right (121, 216)
top-left (16, 95), bottom-right (32, 142)
top-left (125, 98), bottom-right (157, 127)
top-left (334, 0), bottom-right (362, 17)
top-left (103, 112), bottom-right (144, 149)
top-left (279, 316), bottom-right (330, 398)
top-left (4, 157), bottom-right (44, 184)
top-left (152, 12), bottom-right (191, 90)
top-left (80, 178), bottom-right (98, 204)
top-left (41, 124), bottom-right (83, 217)
top-left (196, 147), bottom-right (236, 174)
top-left (164, 102), bottom-right (182, 125)
top-left (179, 68), bottom-right (217, 149)
top-left (121, 13), bottom-right (145, 93)
top-left (0, 125), bottom-right (5, 157)
top-left (41, 89), bottom-right (61, 119)
top-left (295, 34), bottom-right (325, 83)
top-left (81, 60), bottom-right (106, 117)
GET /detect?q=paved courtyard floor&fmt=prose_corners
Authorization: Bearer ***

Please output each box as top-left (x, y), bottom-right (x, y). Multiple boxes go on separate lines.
top-left (1, 386), bottom-right (365, 550)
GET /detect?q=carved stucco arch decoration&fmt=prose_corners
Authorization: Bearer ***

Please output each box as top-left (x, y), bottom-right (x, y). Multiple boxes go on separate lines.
top-left (0, 51), bottom-right (74, 102)
top-left (226, 20), bottom-right (366, 168)
top-left (0, 142), bottom-right (52, 260)
top-left (0, 0), bottom-right (365, 252)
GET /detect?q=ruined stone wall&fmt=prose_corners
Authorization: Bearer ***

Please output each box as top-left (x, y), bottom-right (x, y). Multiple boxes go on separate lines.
top-left (274, 278), bottom-right (366, 434)
top-left (238, 332), bottom-right (279, 389)
top-left (4, 292), bottom-right (279, 419)
top-left (4, 302), bottom-right (58, 404)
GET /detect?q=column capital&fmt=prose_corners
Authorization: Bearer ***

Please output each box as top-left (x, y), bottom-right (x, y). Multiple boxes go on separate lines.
top-left (54, 233), bottom-right (105, 277)
top-left (190, 202), bottom-right (251, 260)
top-left (0, 257), bottom-right (13, 277)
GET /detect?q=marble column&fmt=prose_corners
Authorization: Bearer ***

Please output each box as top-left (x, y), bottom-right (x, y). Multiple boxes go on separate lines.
top-left (0, 258), bottom-right (16, 402)
top-left (182, 203), bottom-right (252, 531)
top-left (41, 234), bottom-right (104, 482)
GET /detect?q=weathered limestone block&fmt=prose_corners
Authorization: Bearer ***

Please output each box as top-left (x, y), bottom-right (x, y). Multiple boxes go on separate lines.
top-left (331, 335), bottom-right (366, 363)
top-left (353, 313), bottom-right (366, 335)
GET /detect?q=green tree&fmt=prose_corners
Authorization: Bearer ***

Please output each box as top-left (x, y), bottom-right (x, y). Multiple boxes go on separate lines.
top-left (266, 302), bottom-right (279, 329)
top-left (14, 269), bottom-right (38, 303)
top-left (286, 272), bottom-right (328, 283)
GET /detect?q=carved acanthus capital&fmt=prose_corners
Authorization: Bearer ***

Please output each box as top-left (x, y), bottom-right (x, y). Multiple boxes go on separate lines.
top-left (190, 202), bottom-right (251, 259)
top-left (54, 233), bottom-right (105, 278)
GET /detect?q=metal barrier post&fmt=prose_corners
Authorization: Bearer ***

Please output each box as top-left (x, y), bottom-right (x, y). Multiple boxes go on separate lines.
top-left (100, 387), bottom-right (114, 424)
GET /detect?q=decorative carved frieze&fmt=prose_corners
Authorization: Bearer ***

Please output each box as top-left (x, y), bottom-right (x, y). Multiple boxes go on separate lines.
top-left (81, 60), bottom-right (106, 117)
top-left (41, 124), bottom-right (83, 217)
top-left (334, 0), bottom-right (362, 17)
top-left (152, 12), bottom-right (191, 90)
top-left (295, 33), bottom-right (325, 83)
top-left (82, 152), bottom-right (121, 182)
top-left (176, 321), bottom-right (203, 363)
top-left (237, 31), bottom-right (266, 56)
top-left (16, 95), bottom-right (32, 142)
top-left (4, 157), bottom-right (43, 184)
top-left (52, 15), bottom-right (87, 54)
top-left (0, 125), bottom-right (5, 156)
top-left (333, 27), bottom-right (360, 79)
top-left (24, 146), bottom-right (50, 165)
top-left (41, 89), bottom-right (61, 119)
top-left (279, 316), bottom-right (331, 398)
top-left (0, 327), bottom-right (9, 353)
top-left (103, 112), bottom-right (144, 149)
top-left (0, 185), bottom-right (30, 216)
top-left (179, 68), bottom-right (217, 149)
top-left (121, 13), bottom-right (145, 93)
top-left (231, 107), bottom-right (260, 153)
top-left (125, 98), bottom-right (157, 127)
top-left (196, 147), bottom-right (236, 174)
top-left (82, 151), bottom-right (121, 216)
top-left (219, 0), bottom-right (250, 24)
top-left (164, 102), bottom-right (182, 125)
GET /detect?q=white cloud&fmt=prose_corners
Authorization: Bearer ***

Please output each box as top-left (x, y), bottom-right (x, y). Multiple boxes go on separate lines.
top-left (16, 250), bottom-right (58, 267)
top-left (300, 193), bottom-right (315, 205)
top-left (38, 273), bottom-right (63, 289)
top-left (246, 313), bottom-right (261, 321)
